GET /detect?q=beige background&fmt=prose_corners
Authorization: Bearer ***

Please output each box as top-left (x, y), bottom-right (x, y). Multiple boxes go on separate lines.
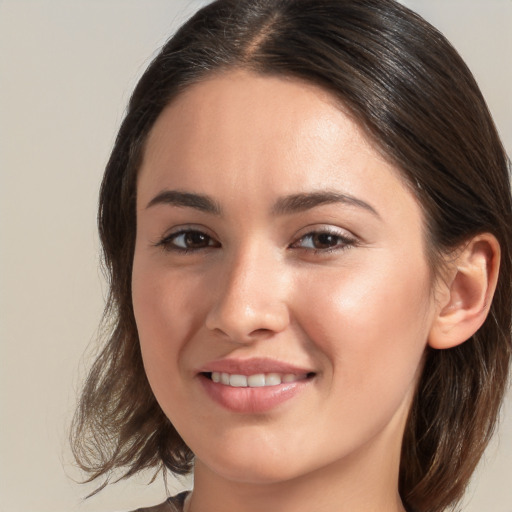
top-left (0, 1), bottom-right (510, 511)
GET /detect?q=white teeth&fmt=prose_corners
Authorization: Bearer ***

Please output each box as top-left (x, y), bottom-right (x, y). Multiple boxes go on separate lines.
top-left (209, 371), bottom-right (308, 387)
top-left (229, 374), bottom-right (248, 387)
top-left (265, 373), bottom-right (282, 386)
top-left (247, 374), bottom-right (266, 387)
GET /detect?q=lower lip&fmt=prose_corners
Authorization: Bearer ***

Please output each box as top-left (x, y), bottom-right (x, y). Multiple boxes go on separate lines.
top-left (199, 374), bottom-right (311, 413)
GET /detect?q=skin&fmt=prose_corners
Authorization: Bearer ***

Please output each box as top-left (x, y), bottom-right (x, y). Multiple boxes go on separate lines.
top-left (132, 70), bottom-right (445, 512)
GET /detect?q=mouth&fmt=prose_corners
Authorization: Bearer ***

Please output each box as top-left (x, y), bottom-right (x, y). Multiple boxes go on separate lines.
top-left (201, 371), bottom-right (315, 388)
top-left (197, 360), bottom-right (316, 413)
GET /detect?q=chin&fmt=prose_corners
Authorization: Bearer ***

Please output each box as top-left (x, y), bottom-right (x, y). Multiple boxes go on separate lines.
top-left (193, 435), bottom-right (331, 487)
top-left (202, 457), bottom-right (304, 485)
top-left (191, 436), bottom-right (297, 484)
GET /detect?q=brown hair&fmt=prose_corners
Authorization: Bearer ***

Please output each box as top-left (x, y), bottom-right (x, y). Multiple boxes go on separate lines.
top-left (71, 1), bottom-right (512, 510)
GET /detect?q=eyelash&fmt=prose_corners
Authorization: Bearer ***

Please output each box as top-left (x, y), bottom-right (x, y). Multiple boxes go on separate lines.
top-left (155, 229), bottom-right (220, 254)
top-left (154, 227), bottom-right (357, 255)
top-left (290, 230), bottom-right (357, 254)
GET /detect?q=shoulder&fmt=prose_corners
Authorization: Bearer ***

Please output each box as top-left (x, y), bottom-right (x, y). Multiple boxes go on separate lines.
top-left (130, 491), bottom-right (189, 512)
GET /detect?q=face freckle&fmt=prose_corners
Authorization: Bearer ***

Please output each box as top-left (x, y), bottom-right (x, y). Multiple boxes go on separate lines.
top-left (131, 69), bottom-right (439, 487)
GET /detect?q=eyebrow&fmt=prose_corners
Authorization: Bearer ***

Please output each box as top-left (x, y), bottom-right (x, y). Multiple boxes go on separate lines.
top-left (146, 189), bottom-right (380, 219)
top-left (146, 190), bottom-right (222, 214)
top-left (271, 191), bottom-right (380, 218)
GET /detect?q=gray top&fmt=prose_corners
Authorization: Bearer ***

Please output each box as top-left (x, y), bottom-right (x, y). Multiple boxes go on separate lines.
top-left (132, 491), bottom-right (189, 512)
top-left (132, 491), bottom-right (418, 512)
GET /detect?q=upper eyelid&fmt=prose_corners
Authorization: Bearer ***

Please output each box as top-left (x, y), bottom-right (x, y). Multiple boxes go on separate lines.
top-left (291, 231), bottom-right (357, 248)
top-left (292, 224), bottom-right (357, 240)
top-left (152, 226), bottom-right (219, 250)
top-left (160, 224), bottom-right (217, 240)
top-left (154, 224), bottom-right (358, 249)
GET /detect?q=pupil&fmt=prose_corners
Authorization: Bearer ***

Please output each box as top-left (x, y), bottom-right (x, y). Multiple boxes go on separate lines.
top-left (186, 232), bottom-right (207, 247)
top-left (315, 233), bottom-right (336, 248)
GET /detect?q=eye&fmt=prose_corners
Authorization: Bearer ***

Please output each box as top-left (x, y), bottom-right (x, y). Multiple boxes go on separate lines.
top-left (291, 229), bottom-right (356, 253)
top-left (156, 229), bottom-right (220, 252)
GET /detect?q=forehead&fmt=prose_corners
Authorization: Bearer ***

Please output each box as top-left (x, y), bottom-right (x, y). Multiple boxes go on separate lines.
top-left (138, 69), bottom-right (415, 219)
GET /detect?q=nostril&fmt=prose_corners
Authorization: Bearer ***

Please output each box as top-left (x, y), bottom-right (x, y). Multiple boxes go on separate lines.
top-left (249, 328), bottom-right (277, 338)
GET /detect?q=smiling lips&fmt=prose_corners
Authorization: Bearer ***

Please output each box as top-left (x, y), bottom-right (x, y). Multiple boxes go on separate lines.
top-left (198, 358), bottom-right (315, 413)
top-left (211, 371), bottom-right (309, 387)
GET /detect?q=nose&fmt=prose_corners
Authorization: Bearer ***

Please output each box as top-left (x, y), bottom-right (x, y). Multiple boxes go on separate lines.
top-left (205, 245), bottom-right (290, 343)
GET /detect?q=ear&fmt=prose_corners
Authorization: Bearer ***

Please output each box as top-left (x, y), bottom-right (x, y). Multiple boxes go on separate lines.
top-left (428, 233), bottom-right (501, 350)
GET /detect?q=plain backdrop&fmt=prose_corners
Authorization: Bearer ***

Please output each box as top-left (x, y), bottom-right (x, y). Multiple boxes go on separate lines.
top-left (0, 1), bottom-right (510, 511)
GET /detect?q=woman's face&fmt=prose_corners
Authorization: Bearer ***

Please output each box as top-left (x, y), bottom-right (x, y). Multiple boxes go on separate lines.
top-left (132, 70), bottom-right (439, 485)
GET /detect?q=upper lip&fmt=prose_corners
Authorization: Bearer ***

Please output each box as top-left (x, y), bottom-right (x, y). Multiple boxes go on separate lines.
top-left (197, 357), bottom-right (315, 376)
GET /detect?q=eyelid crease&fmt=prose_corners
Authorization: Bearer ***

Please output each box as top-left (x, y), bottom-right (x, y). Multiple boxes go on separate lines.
top-left (291, 222), bottom-right (359, 240)
top-left (152, 225), bottom-right (359, 256)
top-left (152, 226), bottom-right (220, 252)
top-left (290, 227), bottom-right (359, 252)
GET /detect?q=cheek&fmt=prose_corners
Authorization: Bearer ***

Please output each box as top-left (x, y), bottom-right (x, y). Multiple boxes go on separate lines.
top-left (132, 256), bottom-right (228, 419)
top-left (295, 258), bottom-right (432, 398)
top-left (131, 258), bottom-right (202, 386)
top-left (133, 254), bottom-right (206, 336)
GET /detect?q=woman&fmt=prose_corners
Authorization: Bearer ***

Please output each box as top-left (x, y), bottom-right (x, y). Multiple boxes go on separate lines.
top-left (71, 1), bottom-right (512, 511)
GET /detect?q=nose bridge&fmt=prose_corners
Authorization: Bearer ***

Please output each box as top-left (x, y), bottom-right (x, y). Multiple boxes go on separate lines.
top-left (205, 240), bottom-right (289, 341)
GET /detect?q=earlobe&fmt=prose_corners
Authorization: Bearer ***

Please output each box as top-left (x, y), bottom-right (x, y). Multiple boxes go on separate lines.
top-left (428, 234), bottom-right (500, 350)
